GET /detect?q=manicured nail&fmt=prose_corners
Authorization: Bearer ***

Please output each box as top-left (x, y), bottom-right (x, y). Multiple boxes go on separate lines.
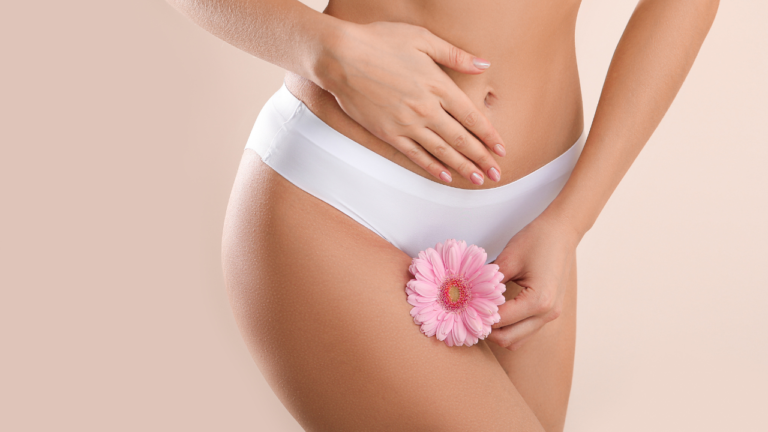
top-left (494, 144), bottom-right (506, 157)
top-left (472, 57), bottom-right (490, 70)
top-left (439, 171), bottom-right (452, 183)
top-left (471, 172), bottom-right (484, 185)
top-left (488, 167), bottom-right (500, 182)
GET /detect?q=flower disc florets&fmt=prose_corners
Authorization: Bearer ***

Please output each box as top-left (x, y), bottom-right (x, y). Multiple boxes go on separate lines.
top-left (438, 274), bottom-right (471, 312)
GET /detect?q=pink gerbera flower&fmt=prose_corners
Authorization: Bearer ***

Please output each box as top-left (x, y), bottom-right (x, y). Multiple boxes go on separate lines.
top-left (406, 239), bottom-right (506, 347)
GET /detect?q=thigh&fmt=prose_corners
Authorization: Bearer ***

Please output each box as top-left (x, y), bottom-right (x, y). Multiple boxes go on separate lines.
top-left (222, 150), bottom-right (546, 432)
top-left (487, 257), bottom-right (578, 432)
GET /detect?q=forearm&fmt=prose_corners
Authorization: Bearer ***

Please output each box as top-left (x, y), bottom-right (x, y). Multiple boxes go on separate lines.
top-left (541, 0), bottom-right (719, 238)
top-left (165, 0), bottom-right (347, 86)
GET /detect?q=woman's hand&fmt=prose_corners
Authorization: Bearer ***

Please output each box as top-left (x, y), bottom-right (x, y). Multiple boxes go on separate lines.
top-left (487, 215), bottom-right (582, 350)
top-left (314, 21), bottom-right (506, 185)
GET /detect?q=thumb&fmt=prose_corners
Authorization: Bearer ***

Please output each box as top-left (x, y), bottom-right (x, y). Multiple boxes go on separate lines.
top-left (419, 30), bottom-right (491, 73)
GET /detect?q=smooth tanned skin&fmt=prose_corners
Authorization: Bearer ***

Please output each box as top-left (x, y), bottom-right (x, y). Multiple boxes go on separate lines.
top-left (264, 2), bottom-right (583, 428)
top-left (288, 0), bottom-right (585, 190)
top-left (164, 0), bottom-right (720, 429)
top-left (222, 150), bottom-right (564, 431)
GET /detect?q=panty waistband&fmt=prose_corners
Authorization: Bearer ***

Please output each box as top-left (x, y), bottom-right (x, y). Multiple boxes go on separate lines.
top-left (246, 82), bottom-right (586, 208)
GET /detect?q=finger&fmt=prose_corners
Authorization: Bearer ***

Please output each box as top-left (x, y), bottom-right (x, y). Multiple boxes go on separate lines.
top-left (411, 125), bottom-right (498, 184)
top-left (487, 316), bottom-right (545, 350)
top-left (439, 89), bottom-right (507, 158)
top-left (492, 285), bottom-right (543, 328)
top-left (415, 28), bottom-right (491, 74)
top-left (391, 135), bottom-right (453, 183)
top-left (492, 251), bottom-right (524, 284)
top-left (426, 111), bottom-right (503, 183)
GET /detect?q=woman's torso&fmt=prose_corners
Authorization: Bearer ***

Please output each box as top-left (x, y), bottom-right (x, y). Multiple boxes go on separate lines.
top-left (285, 0), bottom-right (584, 190)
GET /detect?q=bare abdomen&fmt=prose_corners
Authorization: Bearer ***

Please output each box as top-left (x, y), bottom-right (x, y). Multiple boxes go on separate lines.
top-left (285, 0), bottom-right (585, 190)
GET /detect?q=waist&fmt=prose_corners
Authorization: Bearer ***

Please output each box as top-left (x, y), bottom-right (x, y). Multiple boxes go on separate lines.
top-left (285, 0), bottom-right (585, 189)
top-left (246, 82), bottom-right (585, 197)
top-left (243, 81), bottom-right (586, 260)
top-left (286, 70), bottom-right (584, 190)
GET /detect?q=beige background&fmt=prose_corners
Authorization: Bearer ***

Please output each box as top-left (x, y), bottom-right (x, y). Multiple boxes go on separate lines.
top-left (1, 0), bottom-right (765, 430)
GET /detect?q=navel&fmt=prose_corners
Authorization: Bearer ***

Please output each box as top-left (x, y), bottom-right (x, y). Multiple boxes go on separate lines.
top-left (484, 91), bottom-right (498, 108)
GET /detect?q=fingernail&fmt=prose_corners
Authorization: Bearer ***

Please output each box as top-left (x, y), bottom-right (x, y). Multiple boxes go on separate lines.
top-left (470, 172), bottom-right (484, 185)
top-left (439, 171), bottom-right (452, 183)
top-left (472, 57), bottom-right (490, 70)
top-left (488, 167), bottom-right (500, 182)
top-left (494, 144), bottom-right (506, 157)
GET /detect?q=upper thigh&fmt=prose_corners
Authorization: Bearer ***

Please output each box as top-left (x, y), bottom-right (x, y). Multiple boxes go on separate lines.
top-left (222, 151), bottom-right (545, 432)
top-left (487, 256), bottom-right (578, 432)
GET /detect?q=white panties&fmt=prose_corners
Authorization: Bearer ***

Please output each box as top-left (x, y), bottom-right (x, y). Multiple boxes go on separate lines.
top-left (245, 82), bottom-right (586, 264)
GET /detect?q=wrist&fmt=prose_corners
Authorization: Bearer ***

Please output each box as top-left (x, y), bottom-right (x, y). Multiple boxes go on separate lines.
top-left (536, 205), bottom-right (591, 245)
top-left (306, 16), bottom-right (356, 94)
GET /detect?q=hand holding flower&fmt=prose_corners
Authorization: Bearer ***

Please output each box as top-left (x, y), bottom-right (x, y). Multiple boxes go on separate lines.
top-left (487, 216), bottom-right (581, 351)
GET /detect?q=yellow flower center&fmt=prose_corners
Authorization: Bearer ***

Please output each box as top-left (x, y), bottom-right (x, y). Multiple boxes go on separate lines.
top-left (448, 285), bottom-right (461, 303)
top-left (438, 274), bottom-right (471, 312)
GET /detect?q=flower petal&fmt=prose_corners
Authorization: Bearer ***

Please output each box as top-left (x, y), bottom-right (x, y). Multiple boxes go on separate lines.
top-left (408, 280), bottom-right (438, 298)
top-left (435, 241), bottom-right (444, 256)
top-left (459, 245), bottom-right (486, 279)
top-left (425, 248), bottom-right (445, 283)
top-left (441, 239), bottom-right (455, 271)
top-left (491, 292), bottom-right (506, 305)
top-left (470, 296), bottom-right (499, 317)
top-left (416, 305), bottom-right (441, 323)
top-left (492, 311), bottom-right (501, 324)
top-left (463, 306), bottom-right (484, 336)
top-left (454, 313), bottom-right (467, 345)
top-left (444, 330), bottom-right (455, 347)
top-left (408, 263), bottom-right (416, 276)
top-left (456, 240), bottom-right (467, 259)
top-left (481, 324), bottom-right (492, 338)
top-left (492, 271), bottom-right (504, 284)
top-left (406, 295), bottom-right (420, 307)
top-left (480, 313), bottom-right (497, 326)
top-left (437, 312), bottom-right (455, 341)
top-left (407, 294), bottom-right (435, 305)
top-left (478, 311), bottom-right (501, 326)
top-left (414, 259), bottom-right (438, 283)
top-left (446, 243), bottom-right (461, 275)
top-left (467, 263), bottom-right (500, 284)
top-left (471, 281), bottom-right (497, 296)
top-left (436, 309), bottom-right (447, 322)
top-left (421, 318), bottom-right (439, 337)
top-left (409, 303), bottom-right (430, 319)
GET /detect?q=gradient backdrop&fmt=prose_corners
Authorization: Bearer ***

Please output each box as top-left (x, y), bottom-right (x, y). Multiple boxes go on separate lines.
top-left (1, 0), bottom-right (766, 430)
